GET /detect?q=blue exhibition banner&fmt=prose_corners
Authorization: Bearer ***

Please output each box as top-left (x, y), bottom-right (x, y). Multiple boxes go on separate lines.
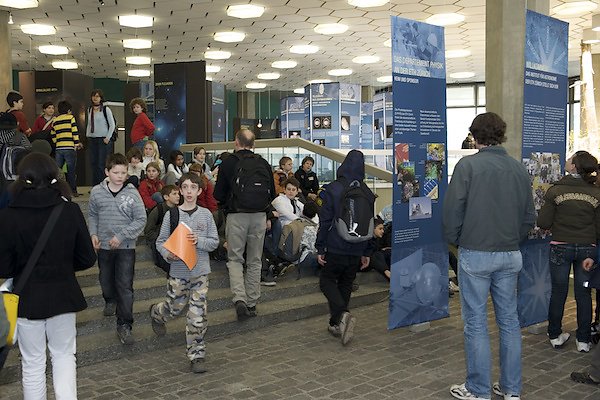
top-left (154, 64), bottom-right (187, 159)
top-left (373, 93), bottom-right (385, 149)
top-left (211, 82), bottom-right (226, 143)
top-left (280, 96), bottom-right (304, 138)
top-left (518, 10), bottom-right (568, 327)
top-left (340, 83), bottom-right (361, 149)
top-left (309, 83), bottom-right (340, 147)
top-left (384, 92), bottom-right (394, 149)
top-left (360, 102), bottom-right (374, 149)
top-left (389, 16), bottom-right (448, 329)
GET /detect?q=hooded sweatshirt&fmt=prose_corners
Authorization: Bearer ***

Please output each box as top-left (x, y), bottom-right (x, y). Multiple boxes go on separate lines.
top-left (316, 150), bottom-right (375, 256)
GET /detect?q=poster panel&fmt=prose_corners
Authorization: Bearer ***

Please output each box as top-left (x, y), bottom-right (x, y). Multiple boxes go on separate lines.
top-left (360, 102), bottom-right (374, 150)
top-left (310, 82), bottom-right (340, 147)
top-left (154, 63), bottom-right (187, 159)
top-left (373, 93), bottom-right (385, 149)
top-left (211, 81), bottom-right (226, 142)
top-left (340, 83), bottom-right (361, 149)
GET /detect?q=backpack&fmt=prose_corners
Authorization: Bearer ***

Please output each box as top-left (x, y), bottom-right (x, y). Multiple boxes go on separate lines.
top-left (150, 206), bottom-right (179, 273)
top-left (231, 152), bottom-right (273, 212)
top-left (278, 218), bottom-right (314, 262)
top-left (89, 105), bottom-right (118, 142)
top-left (0, 130), bottom-right (29, 182)
top-left (334, 177), bottom-right (375, 243)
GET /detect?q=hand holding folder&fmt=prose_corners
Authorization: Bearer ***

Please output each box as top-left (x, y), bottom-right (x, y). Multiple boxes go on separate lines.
top-left (162, 222), bottom-right (197, 270)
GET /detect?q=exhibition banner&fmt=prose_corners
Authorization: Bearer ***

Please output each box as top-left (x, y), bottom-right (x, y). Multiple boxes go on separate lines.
top-left (340, 83), bottom-right (361, 149)
top-left (519, 11), bottom-right (569, 327)
top-left (389, 16), bottom-right (448, 329)
top-left (280, 96), bottom-right (304, 138)
top-left (154, 63), bottom-right (188, 158)
top-left (385, 92), bottom-right (394, 149)
top-left (211, 82), bottom-right (226, 142)
top-left (309, 83), bottom-right (340, 147)
top-left (360, 102), bottom-right (374, 149)
top-left (373, 93), bottom-right (385, 149)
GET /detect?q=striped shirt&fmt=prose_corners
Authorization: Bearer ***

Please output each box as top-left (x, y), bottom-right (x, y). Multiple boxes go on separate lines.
top-left (51, 114), bottom-right (79, 149)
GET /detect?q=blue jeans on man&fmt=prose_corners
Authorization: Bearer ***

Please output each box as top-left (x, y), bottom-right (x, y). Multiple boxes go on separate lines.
top-left (88, 137), bottom-right (112, 185)
top-left (55, 149), bottom-right (77, 193)
top-left (97, 249), bottom-right (135, 328)
top-left (458, 248), bottom-right (523, 398)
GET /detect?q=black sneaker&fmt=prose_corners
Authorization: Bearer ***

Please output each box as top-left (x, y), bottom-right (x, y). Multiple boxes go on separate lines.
top-left (149, 304), bottom-right (166, 336)
top-left (103, 302), bottom-right (116, 316)
top-left (247, 306), bottom-right (257, 317)
top-left (117, 325), bottom-right (134, 345)
top-left (190, 358), bottom-right (207, 374)
top-left (235, 301), bottom-right (250, 322)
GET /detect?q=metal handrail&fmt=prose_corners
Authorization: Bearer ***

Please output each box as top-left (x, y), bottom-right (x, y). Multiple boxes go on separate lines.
top-left (180, 137), bottom-right (393, 183)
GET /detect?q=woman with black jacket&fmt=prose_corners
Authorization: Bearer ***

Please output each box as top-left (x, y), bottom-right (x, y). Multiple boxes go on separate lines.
top-left (295, 156), bottom-right (319, 201)
top-left (0, 153), bottom-right (96, 399)
top-left (537, 150), bottom-right (600, 353)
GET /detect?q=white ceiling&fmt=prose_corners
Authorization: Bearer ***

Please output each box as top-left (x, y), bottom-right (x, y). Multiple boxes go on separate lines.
top-left (4, 0), bottom-right (597, 91)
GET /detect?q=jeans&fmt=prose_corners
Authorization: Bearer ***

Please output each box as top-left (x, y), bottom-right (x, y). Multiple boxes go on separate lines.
top-left (458, 248), bottom-right (523, 398)
top-left (298, 252), bottom-right (319, 277)
top-left (319, 252), bottom-right (361, 326)
top-left (264, 218), bottom-right (282, 258)
top-left (88, 137), bottom-right (111, 185)
top-left (55, 149), bottom-right (77, 193)
top-left (97, 249), bottom-right (135, 327)
top-left (17, 313), bottom-right (77, 400)
top-left (547, 243), bottom-right (594, 342)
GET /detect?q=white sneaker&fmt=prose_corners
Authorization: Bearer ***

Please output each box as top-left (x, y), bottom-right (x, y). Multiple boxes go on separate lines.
top-left (549, 332), bottom-right (570, 348)
top-left (492, 382), bottom-right (520, 400)
top-left (450, 383), bottom-right (491, 400)
top-left (576, 340), bottom-right (591, 353)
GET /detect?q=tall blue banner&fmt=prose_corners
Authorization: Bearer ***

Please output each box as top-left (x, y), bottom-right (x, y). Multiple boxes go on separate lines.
top-left (384, 92), bottom-right (394, 149)
top-left (360, 102), bottom-right (373, 149)
top-left (309, 83), bottom-right (340, 147)
top-left (280, 96), bottom-right (304, 138)
top-left (211, 82), bottom-right (226, 143)
top-left (518, 11), bottom-right (568, 327)
top-left (373, 93), bottom-right (385, 149)
top-left (389, 16), bottom-right (448, 329)
top-left (154, 66), bottom-right (186, 160)
top-left (340, 83), bottom-right (361, 149)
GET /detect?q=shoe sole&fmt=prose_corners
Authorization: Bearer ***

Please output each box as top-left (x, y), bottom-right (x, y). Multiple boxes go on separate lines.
top-left (341, 314), bottom-right (356, 345)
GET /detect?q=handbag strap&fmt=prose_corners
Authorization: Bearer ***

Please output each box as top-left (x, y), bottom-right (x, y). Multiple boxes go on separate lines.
top-left (13, 202), bottom-right (65, 295)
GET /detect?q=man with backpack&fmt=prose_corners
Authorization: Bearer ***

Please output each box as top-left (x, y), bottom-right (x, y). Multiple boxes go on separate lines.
top-left (316, 149), bottom-right (375, 346)
top-left (214, 129), bottom-right (276, 321)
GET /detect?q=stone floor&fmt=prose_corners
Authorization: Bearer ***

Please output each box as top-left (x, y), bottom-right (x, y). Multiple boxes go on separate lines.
top-left (1, 295), bottom-right (599, 400)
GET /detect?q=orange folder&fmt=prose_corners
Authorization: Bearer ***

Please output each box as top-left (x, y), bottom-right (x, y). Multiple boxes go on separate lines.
top-left (162, 222), bottom-right (197, 270)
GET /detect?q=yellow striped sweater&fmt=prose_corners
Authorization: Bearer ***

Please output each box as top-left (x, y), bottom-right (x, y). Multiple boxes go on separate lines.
top-left (51, 114), bottom-right (79, 149)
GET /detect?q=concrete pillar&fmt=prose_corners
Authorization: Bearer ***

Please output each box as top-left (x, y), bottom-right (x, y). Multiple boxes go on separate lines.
top-left (485, 0), bottom-right (549, 160)
top-left (0, 11), bottom-right (12, 108)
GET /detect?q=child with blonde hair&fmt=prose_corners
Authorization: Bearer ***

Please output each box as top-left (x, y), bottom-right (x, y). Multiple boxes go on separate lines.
top-left (142, 140), bottom-right (165, 178)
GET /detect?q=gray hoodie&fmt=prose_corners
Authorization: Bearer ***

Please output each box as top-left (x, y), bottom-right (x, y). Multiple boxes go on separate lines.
top-left (88, 180), bottom-right (146, 250)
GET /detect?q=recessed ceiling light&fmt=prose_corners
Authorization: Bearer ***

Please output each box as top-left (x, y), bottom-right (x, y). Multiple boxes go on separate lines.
top-left (425, 13), bottom-right (465, 26)
top-left (449, 71), bottom-right (475, 79)
top-left (383, 39), bottom-right (391, 48)
top-left (128, 69), bottom-right (151, 77)
top-left (246, 82), bottom-right (267, 89)
top-left (272, 60), bottom-right (297, 69)
top-left (347, 0), bottom-right (389, 7)
top-left (52, 60), bottom-right (77, 70)
top-left (123, 39), bottom-right (152, 49)
top-left (309, 79), bottom-right (332, 84)
top-left (206, 65), bottom-right (221, 73)
top-left (290, 44), bottom-right (319, 54)
top-left (293, 88), bottom-right (305, 94)
top-left (126, 56), bottom-right (151, 65)
top-left (204, 50), bottom-right (231, 60)
top-left (376, 75), bottom-right (392, 83)
top-left (0, 0), bottom-right (38, 8)
top-left (206, 76), bottom-right (213, 81)
top-left (214, 31), bottom-right (246, 43)
top-left (583, 28), bottom-right (600, 44)
top-left (446, 49), bottom-right (471, 59)
top-left (328, 69), bottom-right (353, 76)
top-left (592, 14), bottom-right (600, 31)
top-left (21, 24), bottom-right (56, 35)
top-left (39, 45), bottom-right (68, 55)
top-left (227, 4), bottom-right (265, 19)
top-left (119, 15), bottom-right (153, 28)
top-left (314, 23), bottom-right (348, 35)
top-left (352, 55), bottom-right (380, 64)
top-left (257, 72), bottom-right (280, 80)
top-left (553, 1), bottom-right (597, 15)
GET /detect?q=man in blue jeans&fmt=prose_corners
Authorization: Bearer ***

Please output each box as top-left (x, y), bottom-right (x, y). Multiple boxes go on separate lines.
top-left (443, 112), bottom-right (535, 400)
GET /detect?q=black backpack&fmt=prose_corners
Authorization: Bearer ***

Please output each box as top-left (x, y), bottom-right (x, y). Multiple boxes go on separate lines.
top-left (231, 152), bottom-right (273, 212)
top-left (151, 206), bottom-right (179, 273)
top-left (89, 105), bottom-right (118, 142)
top-left (334, 177), bottom-right (375, 243)
top-left (0, 130), bottom-right (29, 182)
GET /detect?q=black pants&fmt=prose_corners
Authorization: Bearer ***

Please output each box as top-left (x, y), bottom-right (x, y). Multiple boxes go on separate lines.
top-left (370, 249), bottom-right (391, 280)
top-left (319, 252), bottom-right (360, 326)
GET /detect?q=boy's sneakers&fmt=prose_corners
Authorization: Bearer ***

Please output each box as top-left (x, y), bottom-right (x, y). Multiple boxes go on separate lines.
top-left (338, 311), bottom-right (356, 345)
top-left (571, 371), bottom-right (600, 385)
top-left (247, 306), bottom-right (257, 317)
top-left (576, 340), bottom-right (591, 353)
top-left (328, 324), bottom-right (341, 338)
top-left (190, 358), bottom-right (207, 374)
top-left (117, 325), bottom-right (134, 345)
top-left (549, 332), bottom-right (570, 348)
top-left (103, 302), bottom-right (116, 316)
top-left (450, 383), bottom-right (490, 400)
top-left (260, 275), bottom-right (277, 287)
top-left (492, 382), bottom-right (521, 400)
top-left (235, 301), bottom-right (251, 322)
top-left (149, 304), bottom-right (166, 336)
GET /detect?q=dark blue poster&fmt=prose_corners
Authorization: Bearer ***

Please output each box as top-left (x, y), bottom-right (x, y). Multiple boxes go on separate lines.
top-left (280, 96), bottom-right (304, 138)
top-left (384, 92), bottom-right (394, 149)
top-left (304, 86), bottom-right (311, 143)
top-left (340, 83), bottom-right (360, 149)
top-left (519, 11), bottom-right (568, 327)
top-left (389, 16), bottom-right (448, 329)
top-left (360, 102), bottom-right (373, 149)
top-left (154, 65), bottom-right (186, 159)
top-left (309, 83), bottom-right (340, 147)
top-left (373, 93), bottom-right (385, 149)
top-left (211, 82), bottom-right (226, 143)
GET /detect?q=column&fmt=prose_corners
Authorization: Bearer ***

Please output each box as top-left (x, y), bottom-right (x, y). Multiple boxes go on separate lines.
top-left (0, 11), bottom-right (12, 108)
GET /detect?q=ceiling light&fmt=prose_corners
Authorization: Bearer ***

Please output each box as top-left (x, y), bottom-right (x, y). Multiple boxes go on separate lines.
top-left (214, 31), bottom-right (246, 43)
top-left (383, 39), bottom-right (391, 47)
top-left (425, 13), bottom-right (465, 26)
top-left (352, 55), bottom-right (380, 64)
top-left (272, 60), bottom-right (297, 69)
top-left (376, 75), bottom-right (392, 83)
top-left (227, 4), bottom-right (265, 19)
top-left (583, 28), bottom-right (600, 44)
top-left (39, 45), bottom-right (68, 55)
top-left (126, 56), bottom-right (151, 65)
top-left (204, 50), bottom-right (231, 60)
top-left (257, 72), bottom-right (280, 80)
top-left (52, 60), bottom-right (78, 70)
top-left (449, 71), bottom-right (475, 79)
top-left (123, 39), bottom-right (152, 49)
top-left (246, 82), bottom-right (267, 89)
top-left (347, 0), bottom-right (389, 7)
top-left (328, 69), bottom-right (353, 76)
top-left (206, 65), bottom-right (221, 73)
top-left (309, 79), bottom-right (331, 84)
top-left (8, 13), bottom-right (13, 24)
top-left (593, 14), bottom-right (600, 31)
top-left (290, 44), bottom-right (319, 54)
top-left (119, 15), bottom-right (153, 28)
top-left (314, 23), bottom-right (348, 35)
top-left (553, 1), bottom-right (597, 15)
top-left (128, 69), bottom-right (151, 77)
top-left (21, 24), bottom-right (55, 35)
top-left (0, 0), bottom-right (38, 9)
top-left (446, 49), bottom-right (471, 59)
top-left (293, 88), bottom-right (305, 94)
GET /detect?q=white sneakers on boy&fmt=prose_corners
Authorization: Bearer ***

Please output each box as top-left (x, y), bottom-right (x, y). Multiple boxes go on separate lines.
top-left (576, 340), bottom-right (591, 353)
top-left (492, 382), bottom-right (521, 400)
top-left (549, 332), bottom-right (570, 348)
top-left (450, 383), bottom-right (490, 400)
